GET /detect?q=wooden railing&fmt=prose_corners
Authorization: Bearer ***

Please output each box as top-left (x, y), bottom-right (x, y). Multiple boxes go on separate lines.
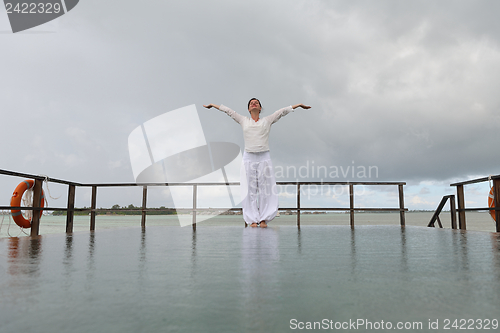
top-left (0, 168), bottom-right (407, 235)
top-left (450, 175), bottom-right (500, 232)
top-left (428, 195), bottom-right (457, 229)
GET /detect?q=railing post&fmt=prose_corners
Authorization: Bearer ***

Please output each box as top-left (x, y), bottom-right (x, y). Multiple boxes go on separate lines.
top-left (297, 183), bottom-right (301, 228)
top-left (141, 186), bottom-right (147, 228)
top-left (90, 186), bottom-right (97, 231)
top-left (349, 183), bottom-right (354, 228)
top-left (456, 184), bottom-right (466, 230)
top-left (30, 179), bottom-right (44, 236)
top-left (192, 184), bottom-right (197, 231)
top-left (398, 184), bottom-right (405, 226)
top-left (428, 196), bottom-right (449, 228)
top-left (449, 195), bottom-right (457, 229)
top-left (494, 179), bottom-right (500, 233)
top-left (436, 215), bottom-right (443, 228)
top-left (66, 185), bottom-right (76, 233)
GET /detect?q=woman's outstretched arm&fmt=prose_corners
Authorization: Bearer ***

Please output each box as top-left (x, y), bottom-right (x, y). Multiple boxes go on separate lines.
top-left (267, 104), bottom-right (311, 124)
top-left (203, 104), bottom-right (221, 110)
top-left (204, 103), bottom-right (244, 124)
top-left (292, 104), bottom-right (311, 109)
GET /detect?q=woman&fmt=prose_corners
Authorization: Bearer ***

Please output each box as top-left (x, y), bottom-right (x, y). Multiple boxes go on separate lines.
top-left (204, 99), bottom-right (311, 228)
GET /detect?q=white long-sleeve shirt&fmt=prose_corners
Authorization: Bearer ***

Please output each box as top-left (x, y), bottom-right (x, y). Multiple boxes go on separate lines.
top-left (219, 104), bottom-right (294, 152)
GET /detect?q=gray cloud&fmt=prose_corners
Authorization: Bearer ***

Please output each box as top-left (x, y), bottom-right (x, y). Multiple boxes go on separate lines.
top-left (1, 0), bottom-right (500, 209)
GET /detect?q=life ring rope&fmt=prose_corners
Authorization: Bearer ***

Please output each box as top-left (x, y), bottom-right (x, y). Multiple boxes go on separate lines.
top-left (0, 213), bottom-right (29, 237)
top-left (38, 174), bottom-right (61, 200)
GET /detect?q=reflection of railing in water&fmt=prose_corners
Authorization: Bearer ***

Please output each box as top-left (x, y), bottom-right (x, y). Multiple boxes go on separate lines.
top-left (429, 175), bottom-right (500, 232)
top-left (0, 168), bottom-right (407, 235)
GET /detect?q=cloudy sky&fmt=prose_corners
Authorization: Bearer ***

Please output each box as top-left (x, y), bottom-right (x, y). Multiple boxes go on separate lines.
top-left (1, 0), bottom-right (500, 212)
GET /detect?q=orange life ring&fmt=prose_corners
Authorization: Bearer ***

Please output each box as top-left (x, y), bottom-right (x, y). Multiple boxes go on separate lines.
top-left (10, 180), bottom-right (45, 228)
top-left (488, 187), bottom-right (495, 221)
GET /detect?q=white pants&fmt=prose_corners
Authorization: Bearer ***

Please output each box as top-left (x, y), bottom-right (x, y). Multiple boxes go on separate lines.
top-left (241, 151), bottom-right (279, 224)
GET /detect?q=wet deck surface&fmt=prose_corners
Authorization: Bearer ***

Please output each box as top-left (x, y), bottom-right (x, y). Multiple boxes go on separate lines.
top-left (1, 225), bottom-right (500, 332)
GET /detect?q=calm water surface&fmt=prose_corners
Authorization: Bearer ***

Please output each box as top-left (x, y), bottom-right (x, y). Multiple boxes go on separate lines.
top-left (1, 225), bottom-right (499, 332)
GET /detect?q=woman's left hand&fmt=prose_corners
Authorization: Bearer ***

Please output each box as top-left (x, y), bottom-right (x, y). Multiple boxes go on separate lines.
top-left (292, 104), bottom-right (311, 109)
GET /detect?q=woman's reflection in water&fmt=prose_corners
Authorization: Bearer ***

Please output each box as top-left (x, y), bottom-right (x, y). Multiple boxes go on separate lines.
top-left (240, 227), bottom-right (280, 317)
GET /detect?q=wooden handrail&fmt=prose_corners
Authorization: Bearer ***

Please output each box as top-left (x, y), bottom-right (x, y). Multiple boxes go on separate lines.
top-left (428, 195), bottom-right (456, 229)
top-left (0, 168), bottom-right (407, 234)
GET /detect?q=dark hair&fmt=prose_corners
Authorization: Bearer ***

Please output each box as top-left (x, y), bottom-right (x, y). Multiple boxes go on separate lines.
top-left (247, 98), bottom-right (262, 110)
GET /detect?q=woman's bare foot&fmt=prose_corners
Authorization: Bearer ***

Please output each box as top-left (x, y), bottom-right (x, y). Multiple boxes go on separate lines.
top-left (260, 221), bottom-right (267, 228)
top-left (250, 223), bottom-right (258, 227)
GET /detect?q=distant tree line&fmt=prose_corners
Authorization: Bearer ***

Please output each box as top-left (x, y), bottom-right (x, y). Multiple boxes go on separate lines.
top-left (52, 204), bottom-right (176, 216)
